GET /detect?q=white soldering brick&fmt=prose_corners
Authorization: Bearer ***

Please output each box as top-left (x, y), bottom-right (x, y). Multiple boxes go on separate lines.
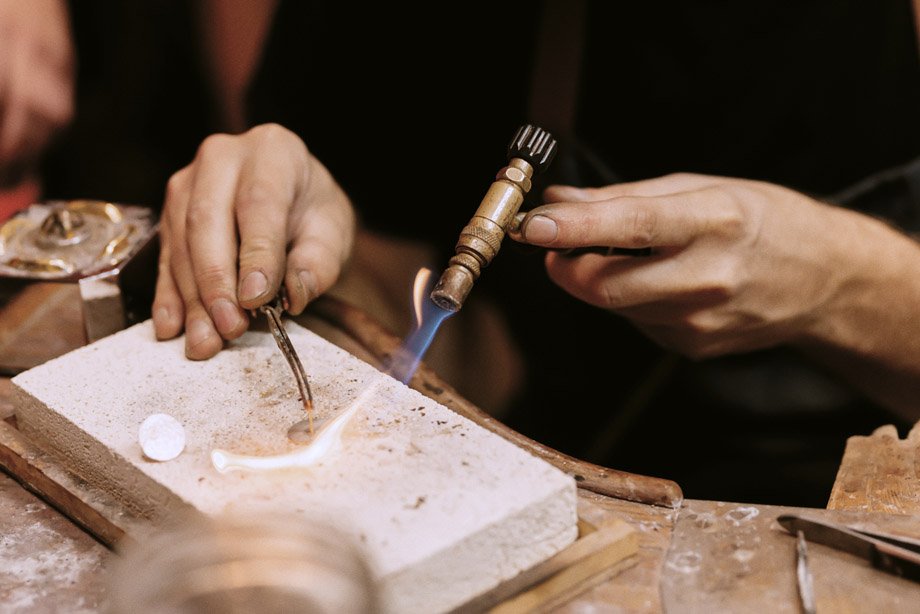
top-left (12, 319), bottom-right (577, 613)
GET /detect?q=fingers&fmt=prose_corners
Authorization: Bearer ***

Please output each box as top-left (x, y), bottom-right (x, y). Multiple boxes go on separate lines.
top-left (159, 167), bottom-right (227, 360)
top-left (176, 258), bottom-right (227, 360)
top-left (515, 189), bottom-right (735, 250)
top-left (283, 211), bottom-right (348, 315)
top-left (543, 173), bottom-right (722, 203)
top-left (542, 249), bottom-right (705, 310)
top-left (151, 232), bottom-right (184, 340)
top-left (283, 158), bottom-right (354, 314)
top-left (185, 135), bottom-right (248, 338)
top-left (235, 131), bottom-right (300, 309)
top-left (529, 176), bottom-right (827, 359)
top-left (151, 124), bottom-right (355, 359)
top-left (170, 218), bottom-right (227, 360)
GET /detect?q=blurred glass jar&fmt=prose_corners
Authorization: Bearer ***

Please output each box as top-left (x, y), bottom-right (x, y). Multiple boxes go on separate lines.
top-left (104, 510), bottom-right (379, 614)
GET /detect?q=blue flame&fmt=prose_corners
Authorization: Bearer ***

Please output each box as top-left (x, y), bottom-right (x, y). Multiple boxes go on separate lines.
top-left (385, 272), bottom-right (454, 383)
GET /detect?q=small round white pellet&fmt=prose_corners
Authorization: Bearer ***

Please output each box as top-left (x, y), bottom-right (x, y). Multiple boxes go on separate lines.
top-left (138, 413), bottom-right (186, 461)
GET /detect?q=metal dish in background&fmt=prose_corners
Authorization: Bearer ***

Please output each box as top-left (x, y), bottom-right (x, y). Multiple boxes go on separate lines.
top-left (0, 199), bottom-right (156, 281)
top-left (0, 199), bottom-right (159, 354)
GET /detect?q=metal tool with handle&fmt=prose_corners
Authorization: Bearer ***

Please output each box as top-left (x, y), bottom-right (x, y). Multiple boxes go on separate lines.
top-left (777, 514), bottom-right (920, 582)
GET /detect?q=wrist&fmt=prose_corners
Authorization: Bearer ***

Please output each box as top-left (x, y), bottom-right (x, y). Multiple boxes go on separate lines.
top-left (798, 207), bottom-right (920, 354)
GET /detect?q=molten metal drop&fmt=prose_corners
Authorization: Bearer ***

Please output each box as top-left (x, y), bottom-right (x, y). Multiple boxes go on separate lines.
top-left (211, 384), bottom-right (379, 473)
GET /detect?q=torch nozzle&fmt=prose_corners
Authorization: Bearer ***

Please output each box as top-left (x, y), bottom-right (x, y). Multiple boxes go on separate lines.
top-left (430, 258), bottom-right (477, 313)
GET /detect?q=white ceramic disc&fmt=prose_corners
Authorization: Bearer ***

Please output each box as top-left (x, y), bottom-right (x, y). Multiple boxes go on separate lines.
top-left (138, 413), bottom-right (186, 461)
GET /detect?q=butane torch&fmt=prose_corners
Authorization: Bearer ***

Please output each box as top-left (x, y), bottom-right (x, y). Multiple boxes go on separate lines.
top-left (430, 124), bottom-right (557, 312)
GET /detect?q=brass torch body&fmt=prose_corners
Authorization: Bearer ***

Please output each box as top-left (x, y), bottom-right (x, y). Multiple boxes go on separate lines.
top-left (430, 158), bottom-right (535, 312)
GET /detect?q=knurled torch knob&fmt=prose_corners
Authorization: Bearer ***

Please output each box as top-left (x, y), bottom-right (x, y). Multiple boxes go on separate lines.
top-left (430, 125), bottom-right (557, 312)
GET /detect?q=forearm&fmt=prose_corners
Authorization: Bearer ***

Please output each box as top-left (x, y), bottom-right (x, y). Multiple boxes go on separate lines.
top-left (797, 207), bottom-right (920, 422)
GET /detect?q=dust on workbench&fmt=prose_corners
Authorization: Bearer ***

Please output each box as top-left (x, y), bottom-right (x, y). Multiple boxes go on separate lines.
top-left (555, 491), bottom-right (680, 613)
top-left (661, 499), bottom-right (920, 613)
top-left (0, 471), bottom-right (110, 613)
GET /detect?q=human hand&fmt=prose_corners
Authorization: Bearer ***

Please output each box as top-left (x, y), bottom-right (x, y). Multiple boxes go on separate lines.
top-left (509, 173), bottom-right (868, 358)
top-left (0, 0), bottom-right (74, 186)
top-left (153, 124), bottom-right (356, 359)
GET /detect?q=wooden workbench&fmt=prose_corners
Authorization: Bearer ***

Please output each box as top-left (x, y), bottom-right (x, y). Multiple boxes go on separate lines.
top-left (2, 283), bottom-right (920, 613)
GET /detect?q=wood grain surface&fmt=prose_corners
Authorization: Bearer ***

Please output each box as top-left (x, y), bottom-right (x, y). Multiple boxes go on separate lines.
top-left (661, 499), bottom-right (920, 613)
top-left (828, 422), bottom-right (920, 516)
top-left (461, 517), bottom-right (639, 613)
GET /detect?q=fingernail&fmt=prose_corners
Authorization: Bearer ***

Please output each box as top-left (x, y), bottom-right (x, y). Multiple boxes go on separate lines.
top-left (209, 298), bottom-right (242, 335)
top-left (186, 319), bottom-right (214, 349)
top-left (154, 306), bottom-right (172, 325)
top-left (523, 215), bottom-right (558, 243)
top-left (239, 271), bottom-right (268, 302)
top-left (153, 306), bottom-right (176, 339)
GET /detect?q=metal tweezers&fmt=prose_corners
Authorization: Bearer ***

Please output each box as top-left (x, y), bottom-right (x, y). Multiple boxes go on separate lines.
top-left (779, 514), bottom-right (920, 584)
top-left (795, 529), bottom-right (817, 614)
top-left (259, 295), bottom-right (315, 431)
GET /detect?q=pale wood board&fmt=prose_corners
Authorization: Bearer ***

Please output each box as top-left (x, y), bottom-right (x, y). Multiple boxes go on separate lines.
top-left (660, 499), bottom-right (920, 613)
top-left (486, 520), bottom-right (639, 613)
top-left (828, 421), bottom-right (920, 515)
top-left (455, 517), bottom-right (639, 613)
top-left (558, 492), bottom-right (678, 613)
